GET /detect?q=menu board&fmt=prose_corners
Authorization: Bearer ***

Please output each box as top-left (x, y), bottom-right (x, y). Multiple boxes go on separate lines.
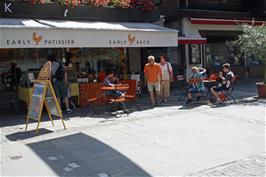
top-left (45, 84), bottom-right (61, 117)
top-left (25, 61), bottom-right (66, 134)
top-left (27, 82), bottom-right (45, 120)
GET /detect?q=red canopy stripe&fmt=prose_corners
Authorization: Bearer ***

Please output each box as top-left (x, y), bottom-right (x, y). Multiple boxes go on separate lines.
top-left (178, 37), bottom-right (207, 44)
top-left (190, 18), bottom-right (266, 26)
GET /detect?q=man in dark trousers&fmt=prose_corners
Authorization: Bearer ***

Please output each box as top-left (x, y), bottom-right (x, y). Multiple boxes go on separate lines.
top-left (48, 54), bottom-right (72, 113)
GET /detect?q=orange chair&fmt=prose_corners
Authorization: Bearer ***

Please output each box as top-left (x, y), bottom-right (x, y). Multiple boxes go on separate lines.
top-left (209, 74), bottom-right (217, 81)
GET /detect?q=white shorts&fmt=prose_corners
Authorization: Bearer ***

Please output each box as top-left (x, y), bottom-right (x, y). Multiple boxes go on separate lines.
top-left (147, 82), bottom-right (160, 92)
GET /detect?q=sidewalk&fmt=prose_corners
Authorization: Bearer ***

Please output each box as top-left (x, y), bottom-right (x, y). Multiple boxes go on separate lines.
top-left (0, 78), bottom-right (265, 177)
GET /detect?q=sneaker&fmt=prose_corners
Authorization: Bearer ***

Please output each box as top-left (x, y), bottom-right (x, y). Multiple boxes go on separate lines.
top-left (66, 109), bottom-right (72, 114)
top-left (186, 99), bottom-right (192, 104)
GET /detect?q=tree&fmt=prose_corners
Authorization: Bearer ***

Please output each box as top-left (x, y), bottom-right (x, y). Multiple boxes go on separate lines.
top-left (236, 24), bottom-right (266, 83)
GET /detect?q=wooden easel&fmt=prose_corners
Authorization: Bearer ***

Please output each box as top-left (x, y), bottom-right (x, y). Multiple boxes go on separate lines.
top-left (25, 61), bottom-right (66, 134)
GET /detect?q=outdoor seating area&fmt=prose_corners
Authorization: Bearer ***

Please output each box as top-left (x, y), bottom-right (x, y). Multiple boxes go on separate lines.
top-left (176, 72), bottom-right (238, 105)
top-left (81, 81), bottom-right (137, 117)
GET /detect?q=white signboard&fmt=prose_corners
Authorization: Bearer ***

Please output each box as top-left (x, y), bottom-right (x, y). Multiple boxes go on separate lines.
top-left (0, 28), bottom-right (178, 48)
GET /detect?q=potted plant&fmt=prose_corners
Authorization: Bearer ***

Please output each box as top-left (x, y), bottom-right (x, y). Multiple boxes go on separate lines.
top-left (236, 24), bottom-right (266, 98)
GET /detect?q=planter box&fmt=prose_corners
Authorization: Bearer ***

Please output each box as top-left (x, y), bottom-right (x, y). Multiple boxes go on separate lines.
top-left (256, 82), bottom-right (266, 98)
top-left (0, 1), bottom-right (160, 22)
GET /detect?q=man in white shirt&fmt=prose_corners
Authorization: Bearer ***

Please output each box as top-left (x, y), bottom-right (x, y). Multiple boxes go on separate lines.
top-left (159, 55), bottom-right (173, 103)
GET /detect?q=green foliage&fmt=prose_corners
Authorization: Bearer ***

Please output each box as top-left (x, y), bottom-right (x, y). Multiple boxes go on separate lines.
top-left (236, 24), bottom-right (266, 83)
top-left (237, 25), bottom-right (266, 60)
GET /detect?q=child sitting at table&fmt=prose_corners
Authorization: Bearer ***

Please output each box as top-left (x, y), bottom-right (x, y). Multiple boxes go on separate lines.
top-left (103, 71), bottom-right (125, 98)
top-left (186, 67), bottom-right (207, 104)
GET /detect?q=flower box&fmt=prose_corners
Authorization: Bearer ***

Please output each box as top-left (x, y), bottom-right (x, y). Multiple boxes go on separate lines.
top-left (1, 1), bottom-right (160, 22)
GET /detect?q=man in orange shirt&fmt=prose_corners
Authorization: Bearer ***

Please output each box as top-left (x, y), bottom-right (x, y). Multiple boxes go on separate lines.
top-left (144, 55), bottom-right (162, 107)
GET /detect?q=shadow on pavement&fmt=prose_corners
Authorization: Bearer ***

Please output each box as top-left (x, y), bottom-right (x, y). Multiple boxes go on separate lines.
top-left (27, 132), bottom-right (151, 177)
top-left (6, 128), bottom-right (53, 141)
top-left (0, 78), bottom-right (263, 128)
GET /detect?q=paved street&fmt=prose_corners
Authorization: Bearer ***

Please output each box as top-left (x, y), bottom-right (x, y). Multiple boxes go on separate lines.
top-left (0, 79), bottom-right (265, 177)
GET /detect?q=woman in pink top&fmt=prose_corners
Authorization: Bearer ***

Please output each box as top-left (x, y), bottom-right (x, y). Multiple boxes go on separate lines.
top-left (159, 55), bottom-right (173, 103)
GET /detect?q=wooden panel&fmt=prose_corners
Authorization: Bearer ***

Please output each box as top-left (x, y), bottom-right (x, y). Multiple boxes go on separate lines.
top-left (156, 0), bottom-right (179, 16)
top-left (79, 82), bottom-right (104, 107)
top-left (69, 83), bottom-right (79, 96)
top-left (79, 80), bottom-right (137, 107)
top-left (187, 0), bottom-right (245, 12)
top-left (249, 65), bottom-right (264, 78)
top-left (121, 80), bottom-right (137, 98)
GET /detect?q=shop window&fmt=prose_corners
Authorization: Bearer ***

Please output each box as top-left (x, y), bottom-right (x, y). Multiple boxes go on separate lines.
top-left (189, 44), bottom-right (201, 64)
top-left (78, 48), bottom-right (128, 81)
top-left (167, 46), bottom-right (183, 65)
top-left (0, 48), bottom-right (62, 93)
top-left (143, 47), bottom-right (167, 63)
top-left (247, 54), bottom-right (264, 66)
top-left (205, 41), bottom-right (245, 69)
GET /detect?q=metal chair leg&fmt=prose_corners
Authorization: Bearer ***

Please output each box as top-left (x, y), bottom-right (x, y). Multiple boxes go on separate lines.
top-left (121, 102), bottom-right (129, 115)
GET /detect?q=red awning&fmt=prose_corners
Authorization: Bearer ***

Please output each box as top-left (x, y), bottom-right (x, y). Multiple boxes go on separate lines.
top-left (178, 36), bottom-right (207, 44)
top-left (190, 18), bottom-right (266, 26)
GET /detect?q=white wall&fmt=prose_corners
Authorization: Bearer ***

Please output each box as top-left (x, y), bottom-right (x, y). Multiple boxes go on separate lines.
top-left (183, 18), bottom-right (239, 37)
top-left (182, 17), bottom-right (240, 79)
top-left (185, 44), bottom-right (203, 80)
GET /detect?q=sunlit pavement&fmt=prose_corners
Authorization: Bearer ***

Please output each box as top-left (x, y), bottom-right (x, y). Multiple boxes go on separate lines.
top-left (1, 79), bottom-right (265, 177)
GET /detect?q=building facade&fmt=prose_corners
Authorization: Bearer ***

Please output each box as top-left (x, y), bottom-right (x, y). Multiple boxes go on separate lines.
top-left (0, 0), bottom-right (178, 112)
top-left (156, 0), bottom-right (266, 79)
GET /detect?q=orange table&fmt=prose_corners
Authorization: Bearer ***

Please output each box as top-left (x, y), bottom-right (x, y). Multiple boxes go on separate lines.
top-left (100, 84), bottom-right (129, 91)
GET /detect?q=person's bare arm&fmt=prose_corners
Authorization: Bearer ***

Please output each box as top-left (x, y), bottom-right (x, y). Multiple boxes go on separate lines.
top-left (198, 68), bottom-right (207, 74)
top-left (170, 70), bottom-right (174, 81)
top-left (64, 70), bottom-right (68, 85)
top-left (219, 72), bottom-right (225, 80)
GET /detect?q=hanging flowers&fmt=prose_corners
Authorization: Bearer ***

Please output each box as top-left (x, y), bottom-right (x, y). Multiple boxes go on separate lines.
top-left (29, 0), bottom-right (155, 11)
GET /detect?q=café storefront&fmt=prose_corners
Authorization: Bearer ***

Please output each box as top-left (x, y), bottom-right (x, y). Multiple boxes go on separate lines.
top-left (0, 18), bottom-right (178, 109)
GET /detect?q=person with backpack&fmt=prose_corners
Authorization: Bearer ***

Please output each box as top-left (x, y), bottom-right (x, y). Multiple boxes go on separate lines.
top-left (47, 54), bottom-right (72, 114)
top-left (159, 54), bottom-right (173, 103)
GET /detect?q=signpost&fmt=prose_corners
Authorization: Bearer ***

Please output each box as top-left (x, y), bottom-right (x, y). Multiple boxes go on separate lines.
top-left (25, 61), bottom-right (66, 134)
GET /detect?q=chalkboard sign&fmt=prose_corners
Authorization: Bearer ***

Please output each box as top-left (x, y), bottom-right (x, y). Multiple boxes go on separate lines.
top-left (27, 82), bottom-right (46, 120)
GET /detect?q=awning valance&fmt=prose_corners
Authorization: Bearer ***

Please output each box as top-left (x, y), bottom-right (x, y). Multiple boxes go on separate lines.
top-left (0, 18), bottom-right (179, 48)
top-left (178, 36), bottom-right (207, 44)
top-left (190, 18), bottom-right (266, 26)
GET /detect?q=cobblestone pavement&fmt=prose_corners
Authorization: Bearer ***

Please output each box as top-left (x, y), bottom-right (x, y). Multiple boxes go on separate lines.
top-left (190, 152), bottom-right (266, 177)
